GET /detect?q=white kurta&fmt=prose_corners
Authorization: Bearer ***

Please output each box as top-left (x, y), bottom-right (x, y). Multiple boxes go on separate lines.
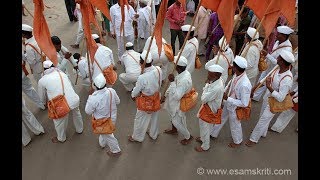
top-left (38, 68), bottom-right (83, 142)
top-left (143, 36), bottom-right (170, 81)
top-left (92, 44), bottom-right (115, 81)
top-left (194, 6), bottom-right (211, 40)
top-left (211, 73), bottom-right (252, 144)
top-left (163, 70), bottom-right (192, 139)
top-left (119, 50), bottom-right (141, 91)
top-left (205, 48), bottom-right (234, 84)
top-left (85, 87), bottom-right (121, 153)
top-left (198, 78), bottom-right (224, 150)
top-left (180, 37), bottom-right (199, 74)
top-left (74, 4), bottom-right (84, 45)
top-left (250, 69), bottom-right (293, 143)
top-left (131, 66), bottom-right (162, 142)
top-left (24, 36), bottom-right (43, 83)
top-left (22, 97), bottom-right (45, 146)
top-left (137, 6), bottom-right (152, 52)
top-left (241, 40), bottom-right (263, 86)
top-left (253, 39), bottom-right (292, 101)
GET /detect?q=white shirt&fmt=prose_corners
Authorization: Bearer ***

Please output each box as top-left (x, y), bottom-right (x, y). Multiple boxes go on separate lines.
top-left (265, 69), bottom-right (293, 102)
top-left (137, 6), bottom-right (152, 39)
top-left (181, 37), bottom-right (199, 74)
top-left (92, 44), bottom-right (115, 80)
top-left (110, 3), bottom-right (136, 36)
top-left (121, 50), bottom-right (141, 77)
top-left (85, 87), bottom-right (120, 122)
top-left (24, 36), bottom-right (43, 74)
top-left (78, 57), bottom-right (91, 79)
top-left (57, 45), bottom-right (78, 74)
top-left (201, 78), bottom-right (224, 113)
top-left (143, 36), bottom-right (168, 65)
top-left (132, 65), bottom-right (162, 97)
top-left (266, 39), bottom-right (292, 65)
top-left (241, 40), bottom-right (263, 80)
top-left (164, 70), bottom-right (192, 116)
top-left (38, 68), bottom-right (80, 110)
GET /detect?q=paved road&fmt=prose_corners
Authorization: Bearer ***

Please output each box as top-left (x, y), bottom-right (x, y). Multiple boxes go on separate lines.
top-left (22, 1), bottom-right (298, 179)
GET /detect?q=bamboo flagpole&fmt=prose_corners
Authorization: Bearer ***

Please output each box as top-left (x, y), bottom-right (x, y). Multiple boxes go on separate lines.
top-left (24, 6), bottom-right (34, 18)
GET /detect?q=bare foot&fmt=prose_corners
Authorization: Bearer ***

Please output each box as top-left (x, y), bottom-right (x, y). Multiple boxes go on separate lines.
top-left (128, 135), bottom-right (140, 143)
top-left (195, 146), bottom-right (208, 152)
top-left (164, 128), bottom-right (178, 135)
top-left (107, 150), bottom-right (121, 157)
top-left (180, 136), bottom-right (193, 145)
top-left (245, 140), bottom-right (256, 147)
top-left (51, 137), bottom-right (64, 143)
top-left (268, 127), bottom-right (279, 133)
top-left (195, 137), bottom-right (202, 143)
top-left (228, 142), bottom-right (242, 148)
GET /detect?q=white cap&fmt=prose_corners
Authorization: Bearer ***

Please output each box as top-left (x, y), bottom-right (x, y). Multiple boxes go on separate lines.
top-left (277, 26), bottom-right (294, 35)
top-left (279, 50), bottom-right (295, 63)
top-left (43, 60), bottom-right (53, 69)
top-left (93, 73), bottom-right (106, 88)
top-left (22, 24), bottom-right (33, 32)
top-left (92, 34), bottom-right (99, 39)
top-left (234, 55), bottom-right (247, 69)
top-left (126, 42), bottom-right (134, 47)
top-left (141, 50), bottom-right (152, 63)
top-left (181, 24), bottom-right (195, 32)
top-left (207, 64), bottom-right (224, 73)
top-left (218, 36), bottom-right (229, 51)
top-left (174, 56), bottom-right (188, 66)
top-left (140, 0), bottom-right (149, 4)
top-left (247, 27), bottom-right (259, 39)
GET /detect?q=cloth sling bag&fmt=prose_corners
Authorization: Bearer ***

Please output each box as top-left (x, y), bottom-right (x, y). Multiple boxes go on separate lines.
top-left (136, 67), bottom-right (161, 112)
top-left (179, 80), bottom-right (198, 112)
top-left (189, 41), bottom-right (202, 69)
top-left (91, 89), bottom-right (116, 134)
top-left (163, 42), bottom-right (174, 62)
top-left (47, 70), bottom-right (71, 119)
top-left (259, 45), bottom-right (292, 71)
top-left (94, 58), bottom-right (117, 85)
top-left (268, 70), bottom-right (293, 113)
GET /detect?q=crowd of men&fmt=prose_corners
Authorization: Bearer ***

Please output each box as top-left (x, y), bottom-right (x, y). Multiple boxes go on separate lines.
top-left (22, 0), bottom-right (298, 156)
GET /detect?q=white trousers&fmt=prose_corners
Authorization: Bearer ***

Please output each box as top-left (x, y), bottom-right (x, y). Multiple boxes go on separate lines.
top-left (271, 108), bottom-right (296, 133)
top-left (99, 134), bottom-right (121, 153)
top-left (132, 110), bottom-right (159, 142)
top-left (199, 119), bottom-right (212, 150)
top-left (250, 103), bottom-right (275, 143)
top-left (53, 107), bottom-right (83, 142)
top-left (22, 76), bottom-right (45, 109)
top-left (116, 34), bottom-right (135, 60)
top-left (22, 101), bottom-right (44, 146)
top-left (172, 112), bottom-right (190, 139)
top-left (75, 28), bottom-right (84, 45)
top-left (210, 105), bottom-right (243, 144)
top-left (119, 73), bottom-right (138, 91)
top-left (252, 64), bottom-right (275, 101)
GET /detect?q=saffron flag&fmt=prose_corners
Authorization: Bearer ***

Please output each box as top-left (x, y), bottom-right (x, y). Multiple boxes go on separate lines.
top-left (33, 0), bottom-right (58, 66)
top-left (261, 0), bottom-right (281, 38)
top-left (118, 0), bottom-right (129, 35)
top-left (154, 0), bottom-right (168, 56)
top-left (245, 0), bottom-right (270, 20)
top-left (200, 0), bottom-right (221, 12)
top-left (280, 0), bottom-right (296, 26)
top-left (89, 0), bottom-right (111, 21)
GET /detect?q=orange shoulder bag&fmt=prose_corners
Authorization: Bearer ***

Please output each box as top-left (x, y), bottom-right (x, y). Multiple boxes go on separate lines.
top-left (94, 58), bottom-right (117, 85)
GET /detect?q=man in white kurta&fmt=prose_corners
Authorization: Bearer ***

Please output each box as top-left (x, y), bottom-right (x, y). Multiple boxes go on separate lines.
top-left (205, 36), bottom-right (234, 84)
top-left (252, 26), bottom-right (293, 101)
top-left (163, 56), bottom-right (193, 145)
top-left (129, 50), bottom-right (163, 142)
top-left (194, 6), bottom-right (211, 56)
top-left (22, 53), bottom-right (45, 110)
top-left (119, 42), bottom-right (141, 91)
top-left (70, 3), bottom-right (83, 49)
top-left (179, 25), bottom-right (199, 74)
top-left (210, 56), bottom-right (252, 148)
top-left (38, 60), bottom-right (83, 143)
top-left (195, 64), bottom-right (224, 152)
top-left (73, 53), bottom-right (92, 87)
top-left (22, 24), bottom-right (43, 84)
top-left (110, 2), bottom-right (137, 60)
top-left (22, 97), bottom-right (45, 146)
top-left (246, 50), bottom-right (295, 146)
top-left (241, 27), bottom-right (263, 86)
top-left (143, 36), bottom-right (170, 81)
top-left (137, 0), bottom-right (152, 52)
top-left (85, 73), bottom-right (122, 156)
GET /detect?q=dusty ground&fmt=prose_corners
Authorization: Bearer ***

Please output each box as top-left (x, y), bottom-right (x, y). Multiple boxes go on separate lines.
top-left (22, 1), bottom-right (298, 180)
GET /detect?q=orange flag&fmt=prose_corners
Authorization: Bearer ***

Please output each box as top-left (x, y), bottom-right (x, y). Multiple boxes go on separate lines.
top-left (77, 0), bottom-right (98, 63)
top-left (154, 0), bottom-right (168, 56)
top-left (245, 0), bottom-right (270, 20)
top-left (216, 0), bottom-right (238, 43)
top-left (200, 0), bottom-right (221, 12)
top-left (89, 0), bottom-right (111, 21)
top-left (261, 0), bottom-right (281, 38)
top-left (118, 0), bottom-right (130, 35)
top-left (33, 0), bottom-right (58, 66)
top-left (88, 3), bottom-right (103, 39)
top-left (280, 0), bottom-right (296, 26)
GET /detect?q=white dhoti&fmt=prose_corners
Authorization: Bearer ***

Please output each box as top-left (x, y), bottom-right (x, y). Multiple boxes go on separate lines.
top-left (271, 108), bottom-right (296, 133)
top-left (132, 110), bottom-right (159, 142)
top-left (119, 73), bottom-right (138, 91)
top-left (22, 122), bottom-right (31, 146)
top-left (172, 112), bottom-right (190, 139)
top-left (22, 76), bottom-right (45, 109)
top-left (53, 106), bottom-right (83, 142)
top-left (199, 119), bottom-right (212, 150)
top-left (99, 134), bottom-right (121, 153)
top-left (116, 34), bottom-right (135, 60)
top-left (253, 69), bottom-right (270, 101)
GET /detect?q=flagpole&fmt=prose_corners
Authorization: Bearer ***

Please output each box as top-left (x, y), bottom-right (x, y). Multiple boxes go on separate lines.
top-left (24, 6), bottom-right (34, 18)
